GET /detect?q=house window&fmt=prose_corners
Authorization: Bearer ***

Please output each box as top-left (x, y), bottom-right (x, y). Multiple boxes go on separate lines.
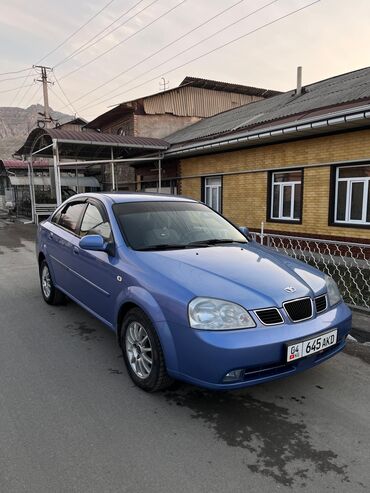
top-left (334, 165), bottom-right (370, 225)
top-left (270, 170), bottom-right (302, 221)
top-left (204, 176), bottom-right (222, 212)
top-left (117, 127), bottom-right (126, 136)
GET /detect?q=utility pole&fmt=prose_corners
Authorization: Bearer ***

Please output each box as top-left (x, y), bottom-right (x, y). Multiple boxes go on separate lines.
top-left (34, 65), bottom-right (53, 128)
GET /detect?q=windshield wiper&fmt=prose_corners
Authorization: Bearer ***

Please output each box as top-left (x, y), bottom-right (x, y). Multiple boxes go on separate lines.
top-left (137, 239), bottom-right (247, 251)
top-left (137, 243), bottom-right (188, 251)
top-left (185, 239), bottom-right (247, 247)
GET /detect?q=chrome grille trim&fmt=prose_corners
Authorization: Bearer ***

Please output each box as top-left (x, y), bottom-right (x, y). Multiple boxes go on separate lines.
top-left (315, 294), bottom-right (328, 313)
top-left (254, 307), bottom-right (284, 326)
top-left (283, 296), bottom-right (313, 322)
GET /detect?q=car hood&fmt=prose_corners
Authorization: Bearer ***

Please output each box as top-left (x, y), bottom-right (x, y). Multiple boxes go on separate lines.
top-left (135, 243), bottom-right (326, 309)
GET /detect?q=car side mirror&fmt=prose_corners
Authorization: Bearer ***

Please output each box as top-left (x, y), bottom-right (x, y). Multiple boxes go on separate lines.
top-left (79, 235), bottom-right (112, 254)
top-left (239, 226), bottom-right (251, 238)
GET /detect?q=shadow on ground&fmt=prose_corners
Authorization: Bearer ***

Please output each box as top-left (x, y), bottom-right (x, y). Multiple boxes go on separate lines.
top-left (164, 387), bottom-right (350, 488)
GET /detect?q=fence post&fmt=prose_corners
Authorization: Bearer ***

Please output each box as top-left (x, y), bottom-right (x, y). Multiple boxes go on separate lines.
top-left (260, 221), bottom-right (264, 245)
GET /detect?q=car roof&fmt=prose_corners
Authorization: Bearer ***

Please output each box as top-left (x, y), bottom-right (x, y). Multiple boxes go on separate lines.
top-left (76, 192), bottom-right (197, 204)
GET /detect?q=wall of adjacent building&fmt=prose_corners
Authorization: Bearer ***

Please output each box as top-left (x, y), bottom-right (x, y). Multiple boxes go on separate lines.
top-left (179, 128), bottom-right (370, 241)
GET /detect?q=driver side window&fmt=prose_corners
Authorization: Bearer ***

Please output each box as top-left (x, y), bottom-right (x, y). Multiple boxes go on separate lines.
top-left (80, 203), bottom-right (112, 241)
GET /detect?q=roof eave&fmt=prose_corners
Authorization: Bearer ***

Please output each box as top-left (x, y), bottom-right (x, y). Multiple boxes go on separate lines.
top-left (164, 104), bottom-right (370, 158)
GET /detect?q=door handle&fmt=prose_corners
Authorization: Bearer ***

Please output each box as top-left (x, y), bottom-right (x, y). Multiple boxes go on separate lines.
top-left (48, 232), bottom-right (54, 239)
top-left (73, 246), bottom-right (79, 255)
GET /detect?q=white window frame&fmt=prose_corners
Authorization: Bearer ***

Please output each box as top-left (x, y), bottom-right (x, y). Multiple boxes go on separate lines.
top-left (204, 176), bottom-right (222, 213)
top-left (270, 171), bottom-right (302, 221)
top-left (334, 165), bottom-right (370, 225)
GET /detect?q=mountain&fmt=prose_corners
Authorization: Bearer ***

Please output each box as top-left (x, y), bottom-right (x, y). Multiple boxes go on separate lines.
top-left (0, 105), bottom-right (73, 158)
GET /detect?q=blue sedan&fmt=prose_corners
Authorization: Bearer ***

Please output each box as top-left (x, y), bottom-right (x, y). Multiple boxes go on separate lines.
top-left (36, 193), bottom-right (352, 392)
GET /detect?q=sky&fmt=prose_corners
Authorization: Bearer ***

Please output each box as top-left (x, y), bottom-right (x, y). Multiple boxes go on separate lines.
top-left (0, 0), bottom-right (369, 120)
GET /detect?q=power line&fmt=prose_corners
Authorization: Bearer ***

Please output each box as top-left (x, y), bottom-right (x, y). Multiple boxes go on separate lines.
top-left (59, 0), bottom-right (246, 109)
top-left (81, 0), bottom-right (320, 113)
top-left (59, 0), bottom-right (187, 80)
top-left (0, 73), bottom-right (35, 83)
top-left (0, 81), bottom-right (34, 95)
top-left (78, 0), bottom-right (278, 111)
top-left (53, 0), bottom-right (145, 68)
top-left (21, 83), bottom-right (41, 109)
top-left (0, 67), bottom-right (33, 77)
top-left (9, 67), bottom-right (35, 106)
top-left (49, 85), bottom-right (74, 115)
top-left (36, 0), bottom-right (116, 64)
top-left (52, 73), bottom-right (79, 116)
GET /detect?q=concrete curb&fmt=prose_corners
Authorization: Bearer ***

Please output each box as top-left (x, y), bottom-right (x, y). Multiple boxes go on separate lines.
top-left (352, 311), bottom-right (370, 333)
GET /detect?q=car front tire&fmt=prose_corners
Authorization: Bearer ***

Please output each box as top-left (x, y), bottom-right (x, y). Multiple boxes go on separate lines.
top-left (39, 260), bottom-right (65, 305)
top-left (121, 307), bottom-right (174, 392)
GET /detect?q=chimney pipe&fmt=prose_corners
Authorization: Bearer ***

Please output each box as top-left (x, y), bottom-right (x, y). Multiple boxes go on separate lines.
top-left (296, 66), bottom-right (302, 96)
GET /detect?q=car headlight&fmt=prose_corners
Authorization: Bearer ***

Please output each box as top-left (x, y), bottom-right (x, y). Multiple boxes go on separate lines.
top-left (325, 275), bottom-right (342, 307)
top-left (188, 297), bottom-right (256, 330)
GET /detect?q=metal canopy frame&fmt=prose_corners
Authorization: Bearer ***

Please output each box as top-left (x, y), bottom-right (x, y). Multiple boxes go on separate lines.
top-left (20, 129), bottom-right (166, 222)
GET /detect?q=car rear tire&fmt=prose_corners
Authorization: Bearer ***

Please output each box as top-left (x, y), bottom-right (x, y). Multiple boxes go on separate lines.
top-left (39, 260), bottom-right (65, 305)
top-left (121, 307), bottom-right (174, 392)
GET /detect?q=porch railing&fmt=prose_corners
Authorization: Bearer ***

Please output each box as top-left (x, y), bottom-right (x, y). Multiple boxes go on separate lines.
top-left (251, 232), bottom-right (370, 311)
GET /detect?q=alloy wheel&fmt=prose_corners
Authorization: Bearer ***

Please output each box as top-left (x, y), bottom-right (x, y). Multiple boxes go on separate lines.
top-left (41, 265), bottom-right (52, 299)
top-left (125, 321), bottom-right (153, 379)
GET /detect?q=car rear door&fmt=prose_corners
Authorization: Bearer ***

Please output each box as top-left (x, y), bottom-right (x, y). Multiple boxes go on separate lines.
top-left (70, 198), bottom-right (121, 326)
top-left (46, 199), bottom-right (87, 294)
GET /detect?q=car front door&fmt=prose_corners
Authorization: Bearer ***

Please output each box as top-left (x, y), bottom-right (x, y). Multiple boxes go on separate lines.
top-left (71, 199), bottom-right (121, 326)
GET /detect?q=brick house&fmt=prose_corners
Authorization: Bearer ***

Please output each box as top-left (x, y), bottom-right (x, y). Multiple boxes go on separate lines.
top-left (86, 76), bottom-right (279, 191)
top-left (154, 67), bottom-right (370, 243)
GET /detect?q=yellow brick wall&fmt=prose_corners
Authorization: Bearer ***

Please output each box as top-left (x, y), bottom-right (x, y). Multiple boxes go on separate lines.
top-left (179, 129), bottom-right (370, 240)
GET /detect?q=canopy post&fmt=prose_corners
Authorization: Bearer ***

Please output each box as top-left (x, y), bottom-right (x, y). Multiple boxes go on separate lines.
top-left (158, 156), bottom-right (162, 193)
top-left (111, 147), bottom-right (116, 191)
top-left (27, 156), bottom-right (35, 223)
top-left (53, 139), bottom-right (62, 206)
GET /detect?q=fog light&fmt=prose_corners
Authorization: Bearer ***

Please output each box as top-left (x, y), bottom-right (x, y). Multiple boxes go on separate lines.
top-left (223, 369), bottom-right (245, 382)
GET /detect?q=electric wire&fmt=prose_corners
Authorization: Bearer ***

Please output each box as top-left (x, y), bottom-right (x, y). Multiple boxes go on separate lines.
top-left (36, 0), bottom-right (116, 64)
top-left (53, 0), bottom-right (146, 68)
top-left (81, 0), bottom-right (320, 113)
top-left (0, 67), bottom-right (33, 76)
top-left (21, 83), bottom-right (42, 109)
top-left (59, 0), bottom-right (187, 80)
top-left (0, 73), bottom-right (35, 83)
top-left (9, 67), bottom-right (35, 106)
top-left (57, 0), bottom-right (246, 108)
top-left (52, 73), bottom-right (79, 116)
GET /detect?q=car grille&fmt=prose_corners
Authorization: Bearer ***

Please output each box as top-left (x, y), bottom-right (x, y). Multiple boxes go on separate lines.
top-left (283, 297), bottom-right (313, 322)
top-left (255, 308), bottom-right (283, 325)
top-left (315, 294), bottom-right (327, 313)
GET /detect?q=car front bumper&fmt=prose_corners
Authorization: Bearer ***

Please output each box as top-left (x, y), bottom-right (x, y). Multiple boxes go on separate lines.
top-left (165, 301), bottom-right (352, 390)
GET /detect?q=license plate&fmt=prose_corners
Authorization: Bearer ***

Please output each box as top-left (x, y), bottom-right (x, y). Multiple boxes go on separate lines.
top-left (286, 329), bottom-right (338, 362)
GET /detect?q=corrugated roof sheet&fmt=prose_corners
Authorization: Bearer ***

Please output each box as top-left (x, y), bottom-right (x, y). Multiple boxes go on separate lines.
top-left (166, 66), bottom-right (370, 144)
top-left (87, 76), bottom-right (278, 129)
top-left (180, 76), bottom-right (281, 97)
top-left (47, 129), bottom-right (169, 148)
top-left (15, 128), bottom-right (169, 157)
top-left (1, 159), bottom-right (50, 169)
top-left (143, 85), bottom-right (262, 118)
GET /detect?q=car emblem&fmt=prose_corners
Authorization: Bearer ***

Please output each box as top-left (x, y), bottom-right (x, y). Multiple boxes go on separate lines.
top-left (284, 286), bottom-right (296, 293)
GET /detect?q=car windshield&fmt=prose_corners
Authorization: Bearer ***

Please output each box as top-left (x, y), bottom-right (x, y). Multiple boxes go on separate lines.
top-left (113, 201), bottom-right (247, 251)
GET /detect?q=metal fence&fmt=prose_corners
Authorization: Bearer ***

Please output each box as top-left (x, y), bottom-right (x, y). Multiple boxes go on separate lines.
top-left (251, 232), bottom-right (370, 311)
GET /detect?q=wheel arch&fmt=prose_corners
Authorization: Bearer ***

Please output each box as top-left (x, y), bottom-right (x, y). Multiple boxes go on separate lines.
top-left (38, 251), bottom-right (46, 266)
top-left (115, 290), bottom-right (179, 372)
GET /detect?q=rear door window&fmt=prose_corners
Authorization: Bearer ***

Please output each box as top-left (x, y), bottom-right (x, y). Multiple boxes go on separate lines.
top-left (58, 202), bottom-right (86, 234)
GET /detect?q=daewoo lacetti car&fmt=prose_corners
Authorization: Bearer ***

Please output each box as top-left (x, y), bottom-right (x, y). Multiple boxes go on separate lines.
top-left (36, 193), bottom-right (352, 392)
